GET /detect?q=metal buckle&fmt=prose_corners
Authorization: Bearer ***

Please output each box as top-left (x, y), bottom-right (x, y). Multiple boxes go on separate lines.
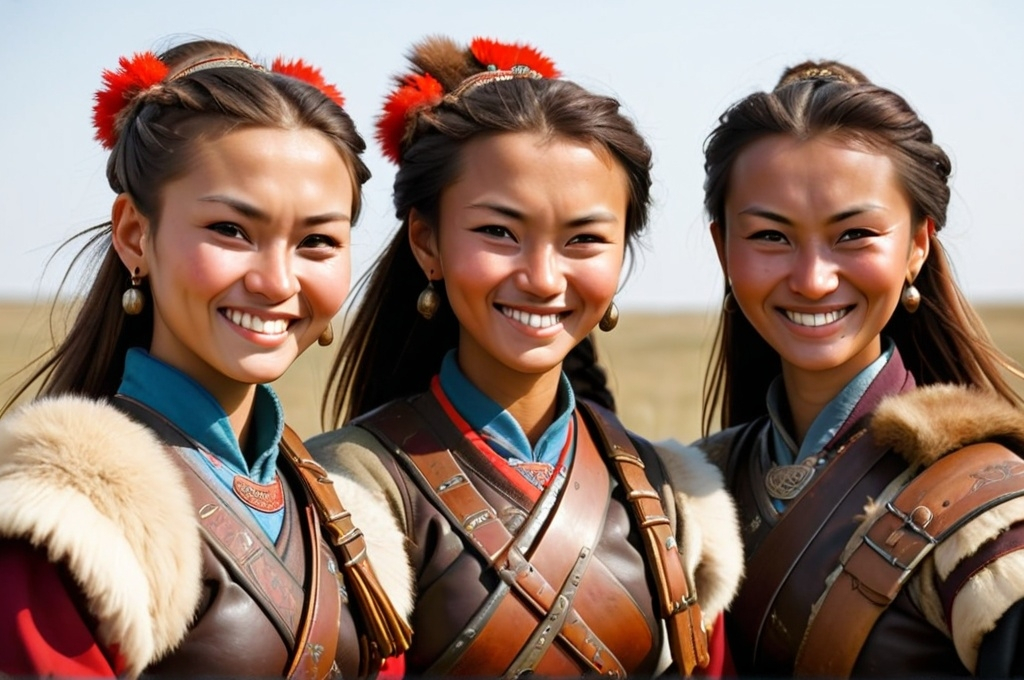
top-left (861, 502), bottom-right (938, 583)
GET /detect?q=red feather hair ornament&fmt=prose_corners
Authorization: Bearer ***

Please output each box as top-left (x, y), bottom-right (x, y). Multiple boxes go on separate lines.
top-left (376, 72), bottom-right (445, 164)
top-left (469, 38), bottom-right (560, 78)
top-left (92, 52), bottom-right (169, 149)
top-left (271, 57), bottom-right (345, 108)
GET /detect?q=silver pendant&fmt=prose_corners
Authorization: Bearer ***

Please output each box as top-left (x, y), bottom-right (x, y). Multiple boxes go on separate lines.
top-left (765, 461), bottom-right (815, 500)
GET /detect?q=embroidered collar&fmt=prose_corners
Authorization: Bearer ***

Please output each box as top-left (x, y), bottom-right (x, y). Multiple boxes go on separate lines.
top-left (117, 348), bottom-right (284, 484)
top-left (438, 350), bottom-right (575, 467)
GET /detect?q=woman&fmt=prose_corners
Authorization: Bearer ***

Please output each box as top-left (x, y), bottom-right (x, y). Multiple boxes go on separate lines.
top-left (0, 39), bottom-right (411, 677)
top-left (698, 59), bottom-right (1024, 676)
top-left (307, 36), bottom-right (743, 678)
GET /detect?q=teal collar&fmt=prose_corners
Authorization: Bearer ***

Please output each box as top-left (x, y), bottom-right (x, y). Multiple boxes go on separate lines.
top-left (438, 350), bottom-right (575, 467)
top-left (768, 338), bottom-right (895, 465)
top-left (117, 348), bottom-right (284, 484)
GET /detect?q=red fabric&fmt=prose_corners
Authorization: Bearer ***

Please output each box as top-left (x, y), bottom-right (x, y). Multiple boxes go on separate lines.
top-left (429, 376), bottom-right (572, 501)
top-left (379, 652), bottom-right (406, 679)
top-left (0, 539), bottom-right (118, 676)
top-left (697, 612), bottom-right (733, 678)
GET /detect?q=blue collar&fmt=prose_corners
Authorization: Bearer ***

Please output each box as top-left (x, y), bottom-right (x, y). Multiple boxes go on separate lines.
top-left (117, 348), bottom-right (284, 484)
top-left (768, 338), bottom-right (895, 465)
top-left (438, 350), bottom-right (575, 467)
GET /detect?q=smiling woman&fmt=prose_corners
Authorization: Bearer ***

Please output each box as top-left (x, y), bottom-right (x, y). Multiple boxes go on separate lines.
top-left (0, 39), bottom-right (411, 678)
top-left (691, 59), bottom-right (1024, 677)
top-left (306, 35), bottom-right (743, 678)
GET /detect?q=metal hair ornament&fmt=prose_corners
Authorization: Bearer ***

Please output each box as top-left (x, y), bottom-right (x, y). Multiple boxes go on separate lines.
top-left (375, 37), bottom-right (559, 164)
top-left (93, 51), bottom-right (348, 150)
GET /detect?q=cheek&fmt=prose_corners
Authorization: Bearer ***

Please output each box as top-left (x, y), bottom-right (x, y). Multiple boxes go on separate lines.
top-left (300, 257), bottom-right (352, 317)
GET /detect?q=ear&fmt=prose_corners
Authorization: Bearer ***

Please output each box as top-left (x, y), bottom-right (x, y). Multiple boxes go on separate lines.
top-left (408, 208), bottom-right (441, 280)
top-left (110, 193), bottom-right (150, 275)
top-left (907, 216), bottom-right (932, 282)
top-left (709, 220), bottom-right (728, 277)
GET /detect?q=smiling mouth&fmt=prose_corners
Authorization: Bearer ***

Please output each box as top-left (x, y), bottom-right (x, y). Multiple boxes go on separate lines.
top-left (783, 307), bottom-right (852, 328)
top-left (224, 309), bottom-right (290, 335)
top-left (499, 305), bottom-right (566, 329)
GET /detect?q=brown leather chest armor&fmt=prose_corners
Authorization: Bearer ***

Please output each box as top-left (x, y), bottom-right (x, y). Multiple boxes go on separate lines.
top-left (354, 393), bottom-right (693, 677)
top-left (722, 418), bottom-right (968, 676)
top-left (115, 398), bottom-right (364, 679)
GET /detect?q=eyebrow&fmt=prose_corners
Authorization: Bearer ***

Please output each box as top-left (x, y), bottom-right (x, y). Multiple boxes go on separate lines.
top-left (200, 195), bottom-right (350, 226)
top-left (467, 201), bottom-right (619, 226)
top-left (738, 204), bottom-right (884, 225)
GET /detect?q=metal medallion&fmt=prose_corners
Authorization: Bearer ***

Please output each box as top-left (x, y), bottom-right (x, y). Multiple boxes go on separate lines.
top-left (764, 462), bottom-right (816, 500)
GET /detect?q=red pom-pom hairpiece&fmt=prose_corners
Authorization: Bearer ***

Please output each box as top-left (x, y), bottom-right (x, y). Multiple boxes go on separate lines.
top-left (92, 52), bottom-right (169, 150)
top-left (376, 73), bottom-right (445, 164)
top-left (469, 38), bottom-right (560, 78)
top-left (271, 57), bottom-right (345, 108)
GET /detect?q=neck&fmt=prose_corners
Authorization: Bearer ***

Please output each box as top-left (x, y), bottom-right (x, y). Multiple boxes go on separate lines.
top-left (458, 354), bottom-right (563, 446)
top-left (780, 366), bottom-right (848, 444)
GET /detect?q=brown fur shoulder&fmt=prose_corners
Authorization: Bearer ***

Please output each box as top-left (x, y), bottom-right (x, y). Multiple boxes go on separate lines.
top-left (872, 384), bottom-right (1024, 467)
top-left (0, 396), bottom-right (203, 677)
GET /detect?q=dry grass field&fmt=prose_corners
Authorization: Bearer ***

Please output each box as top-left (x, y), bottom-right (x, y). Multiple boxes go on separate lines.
top-left (2, 301), bottom-right (1022, 444)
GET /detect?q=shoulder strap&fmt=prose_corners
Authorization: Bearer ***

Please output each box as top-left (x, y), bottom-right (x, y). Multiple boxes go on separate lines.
top-left (279, 426), bottom-right (413, 675)
top-left (578, 400), bottom-right (710, 675)
top-left (114, 396), bottom-right (341, 678)
top-left (795, 442), bottom-right (1024, 677)
top-left (360, 395), bottom-right (632, 677)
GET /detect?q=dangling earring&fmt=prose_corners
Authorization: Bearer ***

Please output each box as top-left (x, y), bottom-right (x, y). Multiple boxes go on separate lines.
top-left (318, 323), bottom-right (334, 347)
top-left (723, 291), bottom-right (738, 313)
top-left (122, 267), bottom-right (145, 315)
top-left (599, 301), bottom-right (619, 332)
top-left (901, 279), bottom-right (921, 314)
top-left (417, 281), bottom-right (440, 320)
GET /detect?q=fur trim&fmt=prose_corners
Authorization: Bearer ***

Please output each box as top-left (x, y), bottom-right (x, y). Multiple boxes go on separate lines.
top-left (654, 440), bottom-right (744, 620)
top-left (328, 472), bottom-right (415, 622)
top-left (0, 396), bottom-right (202, 676)
top-left (873, 384), bottom-right (1024, 466)
top-left (949, 549), bottom-right (1024, 672)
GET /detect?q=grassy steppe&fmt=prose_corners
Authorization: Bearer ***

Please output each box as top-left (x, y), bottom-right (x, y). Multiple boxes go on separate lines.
top-left (2, 301), bottom-right (1021, 443)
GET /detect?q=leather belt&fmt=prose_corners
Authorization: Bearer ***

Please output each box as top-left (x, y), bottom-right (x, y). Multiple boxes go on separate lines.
top-left (796, 442), bottom-right (1024, 676)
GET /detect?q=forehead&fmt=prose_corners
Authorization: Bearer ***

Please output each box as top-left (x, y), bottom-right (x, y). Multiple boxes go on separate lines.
top-left (727, 133), bottom-right (907, 213)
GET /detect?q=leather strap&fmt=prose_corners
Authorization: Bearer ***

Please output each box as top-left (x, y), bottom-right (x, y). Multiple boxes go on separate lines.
top-left (580, 401), bottom-right (710, 675)
top-left (279, 426), bottom-right (413, 674)
top-left (116, 396), bottom-right (352, 679)
top-left (732, 421), bottom-right (888, 666)
top-left (361, 395), bottom-right (640, 676)
top-left (795, 442), bottom-right (1024, 676)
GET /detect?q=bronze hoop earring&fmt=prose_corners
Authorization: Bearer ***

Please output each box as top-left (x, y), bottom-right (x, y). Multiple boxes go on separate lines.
top-left (901, 280), bottom-right (921, 314)
top-left (417, 281), bottom-right (440, 320)
top-left (122, 267), bottom-right (145, 315)
top-left (318, 323), bottom-right (334, 347)
top-left (723, 291), bottom-right (738, 314)
top-left (599, 301), bottom-right (619, 332)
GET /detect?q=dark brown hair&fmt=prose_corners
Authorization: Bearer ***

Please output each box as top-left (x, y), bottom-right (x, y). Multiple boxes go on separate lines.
top-left (3, 39), bottom-right (370, 414)
top-left (324, 37), bottom-right (651, 426)
top-left (701, 59), bottom-right (1022, 435)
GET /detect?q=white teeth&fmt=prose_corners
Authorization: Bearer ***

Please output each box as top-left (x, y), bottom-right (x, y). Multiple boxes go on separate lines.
top-left (785, 308), bottom-right (849, 327)
top-left (501, 306), bottom-right (560, 329)
top-left (226, 310), bottom-right (288, 334)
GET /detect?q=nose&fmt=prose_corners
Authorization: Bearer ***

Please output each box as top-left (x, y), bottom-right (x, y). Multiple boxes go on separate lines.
top-left (244, 244), bottom-right (299, 302)
top-left (517, 242), bottom-right (565, 299)
top-left (789, 245), bottom-right (839, 300)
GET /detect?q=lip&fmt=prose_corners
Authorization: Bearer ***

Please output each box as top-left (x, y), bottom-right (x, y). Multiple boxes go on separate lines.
top-left (496, 304), bottom-right (569, 334)
top-left (221, 307), bottom-right (297, 337)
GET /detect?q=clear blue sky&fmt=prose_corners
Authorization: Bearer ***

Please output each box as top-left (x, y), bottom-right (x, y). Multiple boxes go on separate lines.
top-left (3, 0), bottom-right (1022, 311)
